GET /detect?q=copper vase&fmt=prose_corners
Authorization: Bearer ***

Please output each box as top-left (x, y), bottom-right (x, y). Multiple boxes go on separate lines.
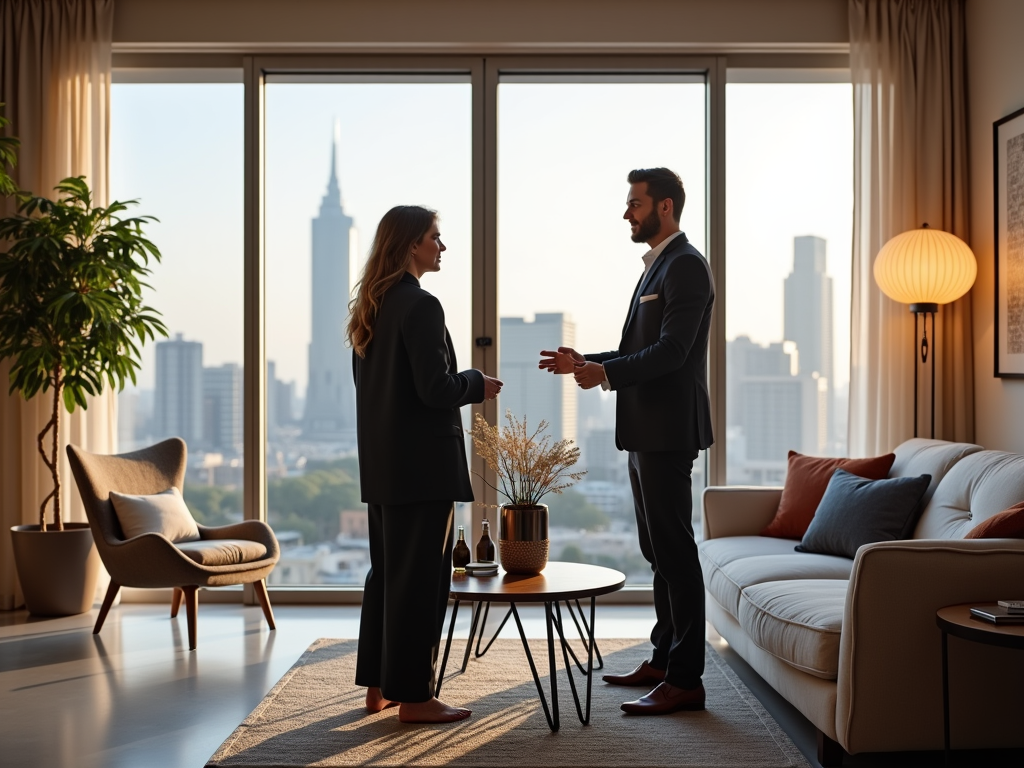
top-left (498, 504), bottom-right (549, 574)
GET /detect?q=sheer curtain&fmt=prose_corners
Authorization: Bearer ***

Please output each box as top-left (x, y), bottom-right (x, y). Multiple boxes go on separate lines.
top-left (0, 0), bottom-right (115, 610)
top-left (848, 0), bottom-right (973, 457)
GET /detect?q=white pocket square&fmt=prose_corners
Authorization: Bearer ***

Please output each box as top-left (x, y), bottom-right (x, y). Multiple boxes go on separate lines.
top-left (639, 293), bottom-right (659, 303)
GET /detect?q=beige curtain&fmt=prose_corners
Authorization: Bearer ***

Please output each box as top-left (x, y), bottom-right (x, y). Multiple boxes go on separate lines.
top-left (848, 0), bottom-right (973, 457)
top-left (0, 0), bottom-right (116, 611)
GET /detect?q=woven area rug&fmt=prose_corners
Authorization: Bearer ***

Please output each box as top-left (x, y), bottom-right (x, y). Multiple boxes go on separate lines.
top-left (207, 638), bottom-right (810, 768)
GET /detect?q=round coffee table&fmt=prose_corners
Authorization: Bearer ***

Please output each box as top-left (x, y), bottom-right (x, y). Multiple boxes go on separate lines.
top-left (936, 604), bottom-right (1024, 765)
top-left (436, 561), bottom-right (625, 731)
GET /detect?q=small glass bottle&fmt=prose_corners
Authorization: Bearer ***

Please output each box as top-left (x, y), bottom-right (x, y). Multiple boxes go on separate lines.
top-left (452, 525), bottom-right (471, 572)
top-left (476, 519), bottom-right (495, 562)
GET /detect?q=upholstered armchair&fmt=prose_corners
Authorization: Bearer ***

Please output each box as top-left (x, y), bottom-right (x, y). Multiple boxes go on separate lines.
top-left (66, 438), bottom-right (279, 650)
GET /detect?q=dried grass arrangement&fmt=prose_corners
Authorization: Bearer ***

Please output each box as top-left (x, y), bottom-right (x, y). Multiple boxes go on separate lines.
top-left (470, 411), bottom-right (586, 506)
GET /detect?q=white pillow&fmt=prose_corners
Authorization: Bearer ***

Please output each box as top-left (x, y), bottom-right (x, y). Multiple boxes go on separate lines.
top-left (110, 487), bottom-right (201, 543)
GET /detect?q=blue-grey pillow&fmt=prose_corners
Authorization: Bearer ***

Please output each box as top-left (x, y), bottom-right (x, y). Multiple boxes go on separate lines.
top-left (795, 469), bottom-right (932, 559)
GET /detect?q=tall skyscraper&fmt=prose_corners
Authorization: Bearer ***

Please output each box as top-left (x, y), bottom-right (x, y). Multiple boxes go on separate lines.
top-left (303, 130), bottom-right (357, 444)
top-left (784, 235), bottom-right (834, 445)
top-left (203, 363), bottom-right (243, 455)
top-left (499, 313), bottom-right (577, 445)
top-left (154, 333), bottom-right (203, 447)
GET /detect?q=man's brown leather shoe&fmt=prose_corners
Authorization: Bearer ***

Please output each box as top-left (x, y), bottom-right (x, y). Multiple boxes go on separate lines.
top-left (620, 681), bottom-right (706, 715)
top-left (602, 660), bottom-right (666, 687)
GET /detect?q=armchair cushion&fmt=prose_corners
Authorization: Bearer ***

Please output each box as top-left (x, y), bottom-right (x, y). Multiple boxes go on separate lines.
top-left (110, 487), bottom-right (201, 543)
top-left (760, 451), bottom-right (896, 540)
top-left (796, 470), bottom-right (931, 559)
top-left (175, 539), bottom-right (269, 566)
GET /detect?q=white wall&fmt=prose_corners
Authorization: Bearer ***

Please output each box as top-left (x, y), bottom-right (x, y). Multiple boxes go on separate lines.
top-left (967, 0), bottom-right (1024, 451)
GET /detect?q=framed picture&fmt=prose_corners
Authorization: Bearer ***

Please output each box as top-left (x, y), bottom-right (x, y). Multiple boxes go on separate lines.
top-left (995, 104), bottom-right (1024, 377)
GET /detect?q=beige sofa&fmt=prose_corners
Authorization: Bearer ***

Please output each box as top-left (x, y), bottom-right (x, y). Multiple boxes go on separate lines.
top-left (699, 438), bottom-right (1024, 765)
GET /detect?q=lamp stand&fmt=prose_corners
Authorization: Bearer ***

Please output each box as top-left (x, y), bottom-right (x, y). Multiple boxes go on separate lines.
top-left (909, 303), bottom-right (938, 438)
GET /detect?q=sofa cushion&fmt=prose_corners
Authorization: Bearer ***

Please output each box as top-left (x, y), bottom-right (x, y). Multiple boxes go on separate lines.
top-left (175, 539), bottom-right (268, 566)
top-left (890, 438), bottom-right (982, 507)
top-left (796, 470), bottom-right (931, 559)
top-left (915, 450), bottom-right (1024, 539)
top-left (700, 535), bottom-right (800, 568)
top-left (760, 451), bottom-right (896, 540)
top-left (964, 500), bottom-right (1024, 539)
top-left (738, 580), bottom-right (846, 680)
top-left (700, 536), bottom-right (853, 617)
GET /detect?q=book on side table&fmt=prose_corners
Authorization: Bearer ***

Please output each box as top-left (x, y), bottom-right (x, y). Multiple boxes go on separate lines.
top-left (970, 604), bottom-right (1024, 624)
top-left (997, 599), bottom-right (1024, 613)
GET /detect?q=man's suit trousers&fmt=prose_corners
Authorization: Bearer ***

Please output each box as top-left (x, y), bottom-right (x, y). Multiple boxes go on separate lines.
top-left (628, 449), bottom-right (705, 689)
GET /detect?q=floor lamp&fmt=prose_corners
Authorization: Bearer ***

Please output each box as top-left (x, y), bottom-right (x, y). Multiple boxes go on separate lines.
top-left (873, 224), bottom-right (977, 438)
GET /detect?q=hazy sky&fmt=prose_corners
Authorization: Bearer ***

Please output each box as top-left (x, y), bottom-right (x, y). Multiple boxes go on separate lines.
top-left (496, 82), bottom-right (706, 361)
top-left (110, 78), bottom-right (852, 394)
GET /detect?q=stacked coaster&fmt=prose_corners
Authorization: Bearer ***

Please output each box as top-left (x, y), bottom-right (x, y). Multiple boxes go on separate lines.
top-left (465, 561), bottom-right (498, 576)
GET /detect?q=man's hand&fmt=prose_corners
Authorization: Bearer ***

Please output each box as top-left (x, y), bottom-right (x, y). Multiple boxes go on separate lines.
top-left (539, 346), bottom-right (584, 374)
top-left (573, 361), bottom-right (606, 390)
top-left (483, 374), bottom-right (503, 400)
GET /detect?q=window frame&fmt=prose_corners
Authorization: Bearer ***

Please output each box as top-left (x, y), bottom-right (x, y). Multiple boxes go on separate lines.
top-left (110, 51), bottom-right (849, 604)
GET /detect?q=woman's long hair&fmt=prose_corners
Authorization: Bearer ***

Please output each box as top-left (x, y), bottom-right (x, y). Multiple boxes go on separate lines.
top-left (347, 205), bottom-right (437, 357)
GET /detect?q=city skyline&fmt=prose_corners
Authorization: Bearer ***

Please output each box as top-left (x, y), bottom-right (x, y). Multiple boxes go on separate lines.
top-left (127, 169), bottom-right (849, 468)
top-left (111, 81), bottom-right (852, 398)
top-left (108, 75), bottom-right (852, 587)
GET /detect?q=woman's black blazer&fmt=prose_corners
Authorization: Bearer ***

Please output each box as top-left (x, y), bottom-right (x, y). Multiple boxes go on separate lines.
top-left (352, 272), bottom-right (484, 505)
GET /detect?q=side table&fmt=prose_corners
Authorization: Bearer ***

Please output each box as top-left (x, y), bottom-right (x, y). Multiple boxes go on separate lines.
top-left (936, 604), bottom-right (1024, 766)
top-left (436, 561), bottom-right (625, 731)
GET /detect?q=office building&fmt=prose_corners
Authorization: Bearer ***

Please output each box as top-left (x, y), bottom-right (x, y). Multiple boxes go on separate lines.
top-left (203, 363), bottom-right (244, 455)
top-left (498, 313), bottom-right (577, 446)
top-left (154, 333), bottom-right (203, 446)
top-left (727, 336), bottom-right (827, 484)
top-left (784, 235), bottom-right (835, 445)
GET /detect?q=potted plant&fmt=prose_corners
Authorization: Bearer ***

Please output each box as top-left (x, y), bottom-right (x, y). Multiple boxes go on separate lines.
top-left (0, 134), bottom-right (167, 614)
top-left (470, 411), bottom-right (586, 574)
top-left (0, 104), bottom-right (18, 196)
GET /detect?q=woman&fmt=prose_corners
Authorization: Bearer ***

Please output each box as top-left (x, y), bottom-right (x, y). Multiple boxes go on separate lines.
top-left (348, 205), bottom-right (502, 724)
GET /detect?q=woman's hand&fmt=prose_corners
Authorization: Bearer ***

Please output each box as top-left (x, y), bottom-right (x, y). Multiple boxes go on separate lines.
top-left (483, 375), bottom-right (503, 400)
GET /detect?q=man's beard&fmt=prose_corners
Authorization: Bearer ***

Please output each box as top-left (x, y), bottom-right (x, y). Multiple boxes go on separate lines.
top-left (631, 207), bottom-right (661, 243)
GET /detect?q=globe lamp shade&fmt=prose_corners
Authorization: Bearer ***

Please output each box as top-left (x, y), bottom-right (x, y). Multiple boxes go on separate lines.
top-left (873, 226), bottom-right (977, 309)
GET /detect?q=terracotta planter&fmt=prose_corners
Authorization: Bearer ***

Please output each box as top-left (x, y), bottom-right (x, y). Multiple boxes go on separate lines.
top-left (10, 523), bottom-right (100, 616)
top-left (498, 504), bottom-right (549, 574)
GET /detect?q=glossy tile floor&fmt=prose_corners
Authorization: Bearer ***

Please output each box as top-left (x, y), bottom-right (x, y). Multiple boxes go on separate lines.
top-left (1, 601), bottom-right (1020, 768)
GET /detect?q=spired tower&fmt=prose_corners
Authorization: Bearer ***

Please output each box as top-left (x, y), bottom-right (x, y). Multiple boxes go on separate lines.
top-left (303, 130), bottom-right (357, 444)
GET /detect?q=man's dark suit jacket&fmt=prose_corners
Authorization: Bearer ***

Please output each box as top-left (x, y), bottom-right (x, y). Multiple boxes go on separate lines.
top-left (353, 272), bottom-right (484, 504)
top-left (585, 232), bottom-right (715, 453)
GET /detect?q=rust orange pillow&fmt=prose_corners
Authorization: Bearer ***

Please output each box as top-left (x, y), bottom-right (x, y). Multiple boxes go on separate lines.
top-left (760, 451), bottom-right (897, 540)
top-left (965, 501), bottom-right (1024, 539)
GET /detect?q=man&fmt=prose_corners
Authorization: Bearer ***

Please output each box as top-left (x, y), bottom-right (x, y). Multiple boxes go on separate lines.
top-left (539, 167), bottom-right (714, 715)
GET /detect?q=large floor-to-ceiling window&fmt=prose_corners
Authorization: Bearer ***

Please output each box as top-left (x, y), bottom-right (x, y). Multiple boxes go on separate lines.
top-left (263, 74), bottom-right (473, 586)
top-left (110, 72), bottom-right (246, 529)
top-left (495, 74), bottom-right (707, 583)
top-left (108, 56), bottom-right (853, 599)
top-left (724, 73), bottom-right (853, 486)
